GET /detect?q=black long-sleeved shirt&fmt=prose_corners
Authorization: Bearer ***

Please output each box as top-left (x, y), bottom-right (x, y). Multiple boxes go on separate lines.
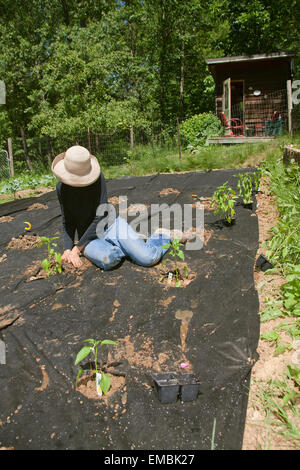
top-left (56, 173), bottom-right (108, 251)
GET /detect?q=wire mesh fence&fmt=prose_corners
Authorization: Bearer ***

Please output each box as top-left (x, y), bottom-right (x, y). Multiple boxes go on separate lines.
top-left (0, 150), bottom-right (10, 178)
top-left (6, 126), bottom-right (176, 173)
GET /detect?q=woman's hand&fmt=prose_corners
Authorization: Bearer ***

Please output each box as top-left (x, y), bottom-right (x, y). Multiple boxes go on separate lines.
top-left (61, 249), bottom-right (72, 264)
top-left (61, 247), bottom-right (82, 268)
top-left (70, 246), bottom-right (82, 268)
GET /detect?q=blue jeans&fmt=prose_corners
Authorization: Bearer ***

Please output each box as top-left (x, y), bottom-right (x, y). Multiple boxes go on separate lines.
top-left (84, 216), bottom-right (171, 270)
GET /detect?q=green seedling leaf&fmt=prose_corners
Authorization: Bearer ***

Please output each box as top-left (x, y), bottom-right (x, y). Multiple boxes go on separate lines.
top-left (160, 244), bottom-right (171, 250)
top-left (275, 344), bottom-right (287, 355)
top-left (41, 258), bottom-right (50, 272)
top-left (287, 365), bottom-right (300, 384)
top-left (184, 265), bottom-right (189, 278)
top-left (55, 252), bottom-right (62, 263)
top-left (83, 339), bottom-right (97, 345)
top-left (101, 340), bottom-right (119, 346)
top-left (74, 345), bottom-right (91, 366)
top-left (100, 373), bottom-right (111, 395)
top-left (75, 368), bottom-right (83, 388)
top-left (176, 280), bottom-right (181, 287)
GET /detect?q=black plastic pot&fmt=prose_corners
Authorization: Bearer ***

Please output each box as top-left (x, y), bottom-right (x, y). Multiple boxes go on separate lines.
top-left (256, 254), bottom-right (273, 272)
top-left (151, 372), bottom-right (180, 404)
top-left (178, 373), bottom-right (200, 402)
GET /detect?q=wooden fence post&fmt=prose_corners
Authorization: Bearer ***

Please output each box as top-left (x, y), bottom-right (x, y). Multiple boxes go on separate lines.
top-left (7, 138), bottom-right (14, 177)
top-left (287, 79), bottom-right (293, 136)
top-left (87, 127), bottom-right (91, 153)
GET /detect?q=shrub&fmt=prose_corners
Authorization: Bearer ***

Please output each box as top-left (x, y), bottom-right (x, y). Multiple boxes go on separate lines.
top-left (179, 112), bottom-right (222, 148)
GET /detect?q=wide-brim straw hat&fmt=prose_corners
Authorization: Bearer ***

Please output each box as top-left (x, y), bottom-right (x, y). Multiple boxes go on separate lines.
top-left (51, 145), bottom-right (100, 187)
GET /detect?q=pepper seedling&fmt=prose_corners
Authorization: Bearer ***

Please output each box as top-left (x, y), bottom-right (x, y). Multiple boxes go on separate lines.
top-left (210, 182), bottom-right (238, 224)
top-left (252, 169), bottom-right (262, 193)
top-left (160, 238), bottom-right (188, 287)
top-left (75, 338), bottom-right (118, 395)
top-left (38, 236), bottom-right (62, 276)
top-left (234, 172), bottom-right (253, 205)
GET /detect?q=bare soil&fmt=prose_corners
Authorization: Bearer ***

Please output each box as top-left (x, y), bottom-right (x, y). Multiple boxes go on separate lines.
top-left (0, 216), bottom-right (15, 223)
top-left (76, 372), bottom-right (126, 403)
top-left (7, 235), bottom-right (41, 250)
top-left (26, 203), bottom-right (48, 211)
top-left (159, 187), bottom-right (180, 196)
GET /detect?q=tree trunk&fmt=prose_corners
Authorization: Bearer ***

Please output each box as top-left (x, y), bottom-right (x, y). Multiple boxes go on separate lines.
top-left (130, 128), bottom-right (135, 149)
top-left (61, 0), bottom-right (70, 25)
top-left (46, 136), bottom-right (54, 167)
top-left (179, 40), bottom-right (185, 122)
top-left (20, 127), bottom-right (33, 171)
top-left (176, 118), bottom-right (182, 159)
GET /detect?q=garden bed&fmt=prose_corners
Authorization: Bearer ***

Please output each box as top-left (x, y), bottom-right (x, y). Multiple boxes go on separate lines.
top-left (0, 169), bottom-right (260, 450)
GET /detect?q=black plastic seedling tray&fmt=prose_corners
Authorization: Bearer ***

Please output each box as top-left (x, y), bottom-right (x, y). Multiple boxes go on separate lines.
top-left (151, 372), bottom-right (180, 404)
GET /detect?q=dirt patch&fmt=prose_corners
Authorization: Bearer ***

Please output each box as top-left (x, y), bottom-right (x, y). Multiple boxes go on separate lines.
top-left (107, 334), bottom-right (172, 373)
top-left (192, 197), bottom-right (213, 211)
top-left (0, 304), bottom-right (20, 329)
top-left (159, 296), bottom-right (176, 308)
top-left (7, 235), bottom-right (41, 250)
top-left (25, 256), bottom-right (92, 282)
top-left (16, 187), bottom-right (53, 199)
top-left (109, 300), bottom-right (121, 323)
top-left (0, 216), bottom-right (15, 223)
top-left (159, 187), bottom-right (180, 196)
top-left (76, 372), bottom-right (126, 403)
top-left (149, 260), bottom-right (196, 289)
top-left (26, 203), bottom-right (48, 211)
top-left (34, 365), bottom-right (49, 392)
top-left (184, 226), bottom-right (213, 246)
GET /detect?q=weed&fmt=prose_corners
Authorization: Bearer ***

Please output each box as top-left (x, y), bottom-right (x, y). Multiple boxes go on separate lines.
top-left (255, 366), bottom-right (300, 445)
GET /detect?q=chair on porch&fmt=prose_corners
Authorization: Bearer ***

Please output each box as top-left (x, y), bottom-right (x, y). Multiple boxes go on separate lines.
top-left (255, 111), bottom-right (280, 136)
top-left (220, 112), bottom-right (244, 136)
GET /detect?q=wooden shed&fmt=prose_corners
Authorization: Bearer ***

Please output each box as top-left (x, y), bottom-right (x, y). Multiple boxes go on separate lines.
top-left (206, 52), bottom-right (294, 142)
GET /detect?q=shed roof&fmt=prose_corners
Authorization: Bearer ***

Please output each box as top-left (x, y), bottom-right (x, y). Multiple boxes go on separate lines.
top-left (206, 52), bottom-right (294, 66)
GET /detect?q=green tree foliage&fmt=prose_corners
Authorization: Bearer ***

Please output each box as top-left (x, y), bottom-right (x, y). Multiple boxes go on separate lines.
top-left (0, 0), bottom-right (298, 150)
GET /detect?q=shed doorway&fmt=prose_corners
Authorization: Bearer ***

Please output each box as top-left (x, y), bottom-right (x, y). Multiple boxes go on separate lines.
top-left (222, 78), bottom-right (244, 135)
top-left (231, 80), bottom-right (244, 124)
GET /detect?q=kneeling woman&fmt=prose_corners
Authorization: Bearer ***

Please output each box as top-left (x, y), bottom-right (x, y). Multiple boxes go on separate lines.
top-left (52, 146), bottom-right (170, 270)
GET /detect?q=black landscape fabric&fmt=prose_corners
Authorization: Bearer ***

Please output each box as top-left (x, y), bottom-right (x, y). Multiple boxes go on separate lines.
top-left (0, 169), bottom-right (260, 450)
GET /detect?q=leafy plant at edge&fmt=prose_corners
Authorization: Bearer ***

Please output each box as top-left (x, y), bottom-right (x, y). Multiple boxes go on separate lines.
top-left (256, 365), bottom-right (300, 444)
top-left (74, 338), bottom-right (118, 395)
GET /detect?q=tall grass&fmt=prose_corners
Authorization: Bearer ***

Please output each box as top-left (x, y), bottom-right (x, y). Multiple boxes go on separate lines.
top-left (101, 139), bottom-right (277, 179)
